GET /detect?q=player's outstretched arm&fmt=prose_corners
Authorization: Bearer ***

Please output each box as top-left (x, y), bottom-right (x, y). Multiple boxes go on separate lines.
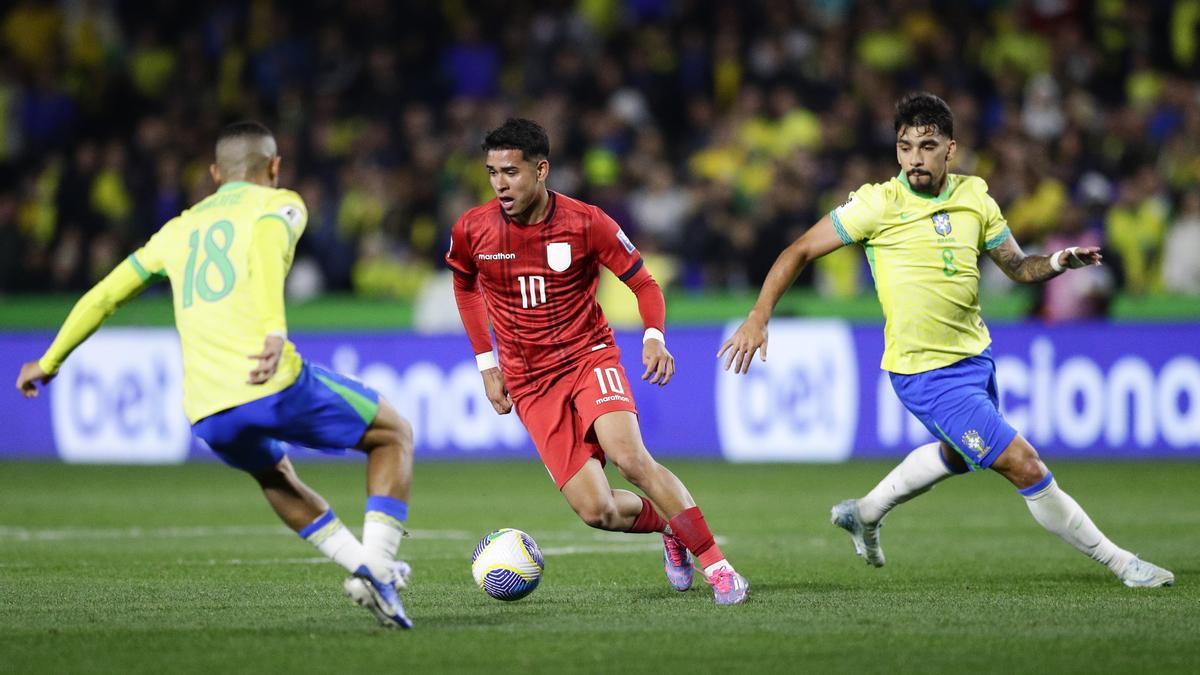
top-left (987, 235), bottom-right (1102, 284)
top-left (719, 214), bottom-right (845, 374)
top-left (16, 257), bottom-right (155, 397)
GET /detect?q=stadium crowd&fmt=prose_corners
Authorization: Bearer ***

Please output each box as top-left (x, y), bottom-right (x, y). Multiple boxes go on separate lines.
top-left (2, 0), bottom-right (1200, 320)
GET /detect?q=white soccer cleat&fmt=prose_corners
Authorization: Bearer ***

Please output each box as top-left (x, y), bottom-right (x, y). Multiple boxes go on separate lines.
top-left (831, 499), bottom-right (885, 568)
top-left (1120, 557), bottom-right (1174, 588)
top-left (343, 564), bottom-right (413, 629)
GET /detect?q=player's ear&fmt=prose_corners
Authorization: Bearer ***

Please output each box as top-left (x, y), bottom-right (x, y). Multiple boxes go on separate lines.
top-left (945, 139), bottom-right (956, 164)
top-left (269, 156), bottom-right (282, 184)
top-left (209, 163), bottom-right (221, 185)
top-left (536, 159), bottom-right (549, 182)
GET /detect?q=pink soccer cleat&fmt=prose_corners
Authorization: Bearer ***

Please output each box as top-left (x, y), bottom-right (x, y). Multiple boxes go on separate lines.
top-left (706, 567), bottom-right (749, 605)
top-left (662, 534), bottom-right (694, 591)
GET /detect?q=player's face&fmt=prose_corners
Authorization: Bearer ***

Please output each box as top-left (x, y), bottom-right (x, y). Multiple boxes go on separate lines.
top-left (486, 149), bottom-right (549, 220)
top-left (896, 125), bottom-right (956, 195)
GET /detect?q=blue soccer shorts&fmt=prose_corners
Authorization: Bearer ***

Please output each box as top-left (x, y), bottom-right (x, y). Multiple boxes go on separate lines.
top-left (888, 347), bottom-right (1018, 471)
top-left (192, 361), bottom-right (381, 473)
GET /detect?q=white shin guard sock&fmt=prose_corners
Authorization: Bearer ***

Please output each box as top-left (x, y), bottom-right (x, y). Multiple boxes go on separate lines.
top-left (301, 512), bottom-right (368, 575)
top-left (363, 518), bottom-right (405, 565)
top-left (857, 442), bottom-right (958, 524)
top-left (1021, 476), bottom-right (1134, 575)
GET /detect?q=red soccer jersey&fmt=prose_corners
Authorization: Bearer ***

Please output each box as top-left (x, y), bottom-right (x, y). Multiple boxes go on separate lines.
top-left (446, 191), bottom-right (645, 393)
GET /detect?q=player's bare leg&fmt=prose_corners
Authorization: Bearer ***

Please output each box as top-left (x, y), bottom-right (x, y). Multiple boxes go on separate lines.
top-left (354, 398), bottom-right (415, 583)
top-left (592, 412), bottom-right (694, 514)
top-left (832, 441), bottom-right (964, 567)
top-left (351, 398), bottom-right (414, 575)
top-left (592, 411), bottom-right (748, 604)
top-left (356, 399), bottom-right (414, 503)
top-left (252, 457), bottom-right (389, 590)
top-left (560, 457), bottom-right (649, 531)
top-left (991, 434), bottom-right (1173, 587)
top-left (253, 456), bottom-right (330, 531)
top-left (340, 398), bottom-right (416, 627)
top-left (560, 458), bottom-right (694, 591)
top-left (250, 445), bottom-right (411, 628)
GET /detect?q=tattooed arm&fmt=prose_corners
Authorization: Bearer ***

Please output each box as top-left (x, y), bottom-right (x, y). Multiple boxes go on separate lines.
top-left (986, 235), bottom-right (1103, 284)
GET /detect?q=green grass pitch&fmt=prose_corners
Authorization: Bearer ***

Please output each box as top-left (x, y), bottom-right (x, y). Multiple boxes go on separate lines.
top-left (1, 460), bottom-right (1197, 673)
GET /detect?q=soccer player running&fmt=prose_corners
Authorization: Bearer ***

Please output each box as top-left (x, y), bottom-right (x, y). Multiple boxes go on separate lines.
top-left (448, 118), bottom-right (748, 604)
top-left (719, 93), bottom-right (1173, 588)
top-left (15, 122), bottom-right (419, 627)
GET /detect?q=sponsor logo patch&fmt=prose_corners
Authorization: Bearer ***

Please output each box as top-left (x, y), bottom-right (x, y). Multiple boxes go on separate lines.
top-left (615, 229), bottom-right (636, 254)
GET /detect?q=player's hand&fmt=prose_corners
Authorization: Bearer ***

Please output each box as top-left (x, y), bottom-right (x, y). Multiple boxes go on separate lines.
top-left (1058, 246), bottom-right (1102, 269)
top-left (248, 335), bottom-right (285, 384)
top-left (481, 367), bottom-right (513, 414)
top-left (717, 313), bottom-right (769, 374)
top-left (16, 361), bottom-right (55, 398)
top-left (642, 338), bottom-right (675, 386)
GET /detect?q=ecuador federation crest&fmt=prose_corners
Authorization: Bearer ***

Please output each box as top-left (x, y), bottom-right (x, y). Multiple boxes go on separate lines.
top-left (546, 242), bottom-right (572, 272)
top-left (932, 211), bottom-right (952, 236)
top-left (961, 429), bottom-right (987, 459)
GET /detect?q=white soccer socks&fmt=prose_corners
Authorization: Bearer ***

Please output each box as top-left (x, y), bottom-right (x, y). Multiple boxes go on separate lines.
top-left (857, 442), bottom-right (960, 524)
top-left (1020, 474), bottom-right (1134, 576)
top-left (363, 495), bottom-right (408, 572)
top-left (300, 510), bottom-right (369, 574)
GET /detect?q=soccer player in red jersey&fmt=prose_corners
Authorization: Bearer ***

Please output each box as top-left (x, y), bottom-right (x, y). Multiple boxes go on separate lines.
top-left (447, 118), bottom-right (747, 604)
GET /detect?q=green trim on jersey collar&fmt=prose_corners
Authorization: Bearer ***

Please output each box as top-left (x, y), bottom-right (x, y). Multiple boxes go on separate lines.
top-left (897, 171), bottom-right (953, 202)
top-left (217, 181), bottom-right (253, 193)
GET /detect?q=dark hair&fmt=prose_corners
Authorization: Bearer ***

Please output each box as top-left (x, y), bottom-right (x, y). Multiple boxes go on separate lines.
top-left (217, 120), bottom-right (274, 143)
top-left (481, 118), bottom-right (550, 161)
top-left (894, 93), bottom-right (954, 139)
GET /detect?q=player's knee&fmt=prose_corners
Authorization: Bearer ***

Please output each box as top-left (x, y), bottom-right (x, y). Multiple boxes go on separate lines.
top-left (996, 441), bottom-right (1047, 487)
top-left (392, 414), bottom-right (414, 453)
top-left (1016, 458), bottom-right (1048, 487)
top-left (252, 459), bottom-right (295, 487)
top-left (603, 436), bottom-right (651, 473)
top-left (614, 454), bottom-right (658, 486)
top-left (574, 502), bottom-right (620, 530)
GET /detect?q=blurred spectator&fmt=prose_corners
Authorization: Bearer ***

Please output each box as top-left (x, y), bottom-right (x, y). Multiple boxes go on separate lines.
top-left (1106, 166), bottom-right (1169, 295)
top-left (628, 163), bottom-right (692, 249)
top-left (0, 0), bottom-right (1196, 307)
top-left (1034, 204), bottom-right (1114, 322)
top-left (1163, 189), bottom-right (1200, 294)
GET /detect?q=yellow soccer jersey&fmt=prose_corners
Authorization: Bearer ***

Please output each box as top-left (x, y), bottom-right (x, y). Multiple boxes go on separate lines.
top-left (830, 172), bottom-right (1011, 374)
top-left (40, 181), bottom-right (308, 422)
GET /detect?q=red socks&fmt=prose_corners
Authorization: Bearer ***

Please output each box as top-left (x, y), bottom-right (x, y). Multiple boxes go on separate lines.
top-left (668, 506), bottom-right (725, 569)
top-left (627, 496), bottom-right (667, 533)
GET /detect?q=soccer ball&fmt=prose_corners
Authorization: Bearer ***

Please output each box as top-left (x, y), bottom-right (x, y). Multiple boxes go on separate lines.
top-left (470, 528), bottom-right (545, 601)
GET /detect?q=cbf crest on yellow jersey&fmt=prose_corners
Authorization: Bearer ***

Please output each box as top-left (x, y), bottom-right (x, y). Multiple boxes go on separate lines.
top-left (130, 181), bottom-right (308, 421)
top-left (830, 172), bottom-right (1011, 374)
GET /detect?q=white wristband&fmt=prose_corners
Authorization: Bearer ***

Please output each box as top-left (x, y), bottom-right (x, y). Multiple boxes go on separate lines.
top-left (643, 328), bottom-right (665, 345)
top-left (475, 351), bottom-right (498, 371)
top-left (1049, 246), bottom-right (1078, 273)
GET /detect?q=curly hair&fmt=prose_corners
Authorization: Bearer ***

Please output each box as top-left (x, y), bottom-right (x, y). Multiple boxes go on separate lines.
top-left (894, 93), bottom-right (954, 139)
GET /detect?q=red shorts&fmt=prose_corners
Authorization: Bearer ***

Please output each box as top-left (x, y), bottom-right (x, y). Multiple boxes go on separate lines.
top-left (512, 347), bottom-right (639, 489)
